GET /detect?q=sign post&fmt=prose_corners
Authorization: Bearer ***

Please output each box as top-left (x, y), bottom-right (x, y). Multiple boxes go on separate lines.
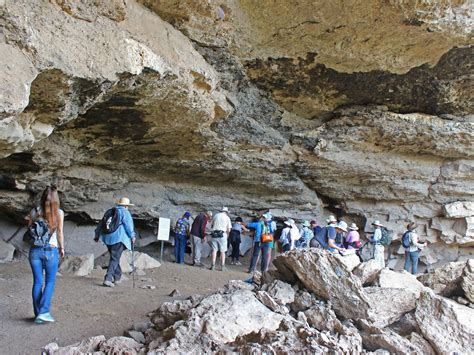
top-left (157, 217), bottom-right (171, 261)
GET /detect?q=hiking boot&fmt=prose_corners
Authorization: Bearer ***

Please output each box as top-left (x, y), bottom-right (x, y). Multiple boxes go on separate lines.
top-left (230, 260), bottom-right (235, 265)
top-left (209, 264), bottom-right (215, 271)
top-left (103, 280), bottom-right (115, 287)
top-left (36, 313), bottom-right (55, 323)
top-left (114, 278), bottom-right (123, 285)
top-left (221, 266), bottom-right (228, 272)
top-left (235, 261), bottom-right (242, 266)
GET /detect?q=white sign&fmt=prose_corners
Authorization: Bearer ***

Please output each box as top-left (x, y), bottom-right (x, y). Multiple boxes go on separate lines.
top-left (157, 217), bottom-right (171, 241)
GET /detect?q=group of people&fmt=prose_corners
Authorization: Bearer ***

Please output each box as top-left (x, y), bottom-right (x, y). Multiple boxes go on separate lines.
top-left (24, 188), bottom-right (427, 325)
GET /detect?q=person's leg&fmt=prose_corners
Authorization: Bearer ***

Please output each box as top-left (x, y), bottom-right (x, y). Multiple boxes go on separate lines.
top-left (38, 248), bottom-right (59, 315)
top-left (249, 242), bottom-right (260, 272)
top-left (113, 243), bottom-right (125, 281)
top-left (411, 251), bottom-right (420, 274)
top-left (235, 241), bottom-right (241, 263)
top-left (178, 235), bottom-right (186, 264)
top-left (403, 251), bottom-right (411, 272)
top-left (261, 243), bottom-right (270, 273)
top-left (220, 238), bottom-right (227, 268)
top-left (105, 243), bottom-right (121, 282)
top-left (210, 239), bottom-right (217, 268)
top-left (174, 236), bottom-right (179, 263)
top-left (29, 248), bottom-right (44, 317)
top-left (195, 236), bottom-right (203, 264)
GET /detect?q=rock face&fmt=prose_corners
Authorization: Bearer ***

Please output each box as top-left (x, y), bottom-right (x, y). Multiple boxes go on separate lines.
top-left (417, 260), bottom-right (466, 297)
top-left (0, 0), bottom-right (473, 272)
top-left (461, 259), bottom-right (474, 303)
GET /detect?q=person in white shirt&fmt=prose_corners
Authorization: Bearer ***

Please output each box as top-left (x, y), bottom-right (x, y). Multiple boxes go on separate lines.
top-left (371, 220), bottom-right (385, 268)
top-left (403, 222), bottom-right (427, 274)
top-left (209, 207), bottom-right (232, 271)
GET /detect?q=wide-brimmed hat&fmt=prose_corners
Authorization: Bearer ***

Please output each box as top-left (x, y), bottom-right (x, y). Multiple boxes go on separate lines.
top-left (335, 221), bottom-right (348, 232)
top-left (407, 222), bottom-right (417, 231)
top-left (372, 220), bottom-right (383, 227)
top-left (348, 223), bottom-right (358, 231)
top-left (221, 207), bottom-right (229, 213)
top-left (302, 220), bottom-right (310, 227)
top-left (284, 220), bottom-right (292, 226)
top-left (326, 215), bottom-right (337, 223)
top-left (117, 197), bottom-right (134, 206)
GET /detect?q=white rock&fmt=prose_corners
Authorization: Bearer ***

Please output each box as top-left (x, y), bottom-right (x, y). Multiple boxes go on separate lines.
top-left (443, 201), bottom-right (474, 218)
top-left (120, 250), bottom-right (161, 273)
top-left (335, 252), bottom-right (361, 272)
top-left (417, 260), bottom-right (465, 296)
top-left (266, 280), bottom-right (295, 305)
top-left (353, 259), bottom-right (383, 285)
top-left (0, 239), bottom-right (15, 263)
top-left (59, 254), bottom-right (94, 276)
top-left (375, 269), bottom-right (425, 297)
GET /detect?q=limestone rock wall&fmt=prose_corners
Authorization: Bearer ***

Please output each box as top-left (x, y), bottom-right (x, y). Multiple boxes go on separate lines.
top-left (0, 0), bottom-right (473, 268)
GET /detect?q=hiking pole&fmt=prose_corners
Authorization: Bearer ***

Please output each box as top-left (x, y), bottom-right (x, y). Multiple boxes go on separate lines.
top-left (131, 240), bottom-right (136, 289)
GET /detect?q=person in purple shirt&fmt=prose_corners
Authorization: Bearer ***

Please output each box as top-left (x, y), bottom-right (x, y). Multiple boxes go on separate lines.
top-left (345, 223), bottom-right (361, 249)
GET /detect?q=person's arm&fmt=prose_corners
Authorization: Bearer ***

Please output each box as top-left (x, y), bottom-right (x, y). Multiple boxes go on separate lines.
top-left (373, 229), bottom-right (382, 242)
top-left (241, 223), bottom-right (249, 233)
top-left (123, 210), bottom-right (136, 244)
top-left (57, 210), bottom-right (65, 258)
top-left (201, 216), bottom-right (207, 239)
top-left (411, 233), bottom-right (426, 248)
top-left (226, 217), bottom-right (232, 235)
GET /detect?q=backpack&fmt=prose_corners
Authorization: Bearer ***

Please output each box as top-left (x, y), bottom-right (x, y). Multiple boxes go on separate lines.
top-left (99, 208), bottom-right (121, 235)
top-left (175, 218), bottom-right (189, 236)
top-left (401, 231), bottom-right (411, 248)
top-left (23, 219), bottom-right (52, 247)
top-left (314, 226), bottom-right (329, 249)
top-left (379, 227), bottom-right (393, 246)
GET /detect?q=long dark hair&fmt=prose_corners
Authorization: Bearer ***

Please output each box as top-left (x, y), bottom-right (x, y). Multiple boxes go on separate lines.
top-left (40, 186), bottom-right (60, 231)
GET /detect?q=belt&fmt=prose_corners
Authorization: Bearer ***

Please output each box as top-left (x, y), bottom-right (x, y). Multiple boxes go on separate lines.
top-left (31, 246), bottom-right (56, 251)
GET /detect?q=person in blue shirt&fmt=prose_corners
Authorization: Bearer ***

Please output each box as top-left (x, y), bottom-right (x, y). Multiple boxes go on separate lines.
top-left (247, 213), bottom-right (274, 273)
top-left (174, 212), bottom-right (191, 265)
top-left (96, 197), bottom-right (136, 287)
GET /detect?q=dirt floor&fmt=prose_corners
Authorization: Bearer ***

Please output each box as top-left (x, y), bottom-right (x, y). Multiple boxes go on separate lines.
top-left (0, 254), bottom-right (250, 355)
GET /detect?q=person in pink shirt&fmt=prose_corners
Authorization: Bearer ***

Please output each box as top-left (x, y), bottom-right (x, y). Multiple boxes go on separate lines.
top-left (344, 223), bottom-right (361, 249)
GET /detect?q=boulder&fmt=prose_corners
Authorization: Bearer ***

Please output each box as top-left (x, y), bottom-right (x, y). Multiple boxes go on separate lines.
top-left (240, 235), bottom-right (253, 256)
top-left (0, 239), bottom-right (15, 263)
top-left (361, 327), bottom-right (423, 354)
top-left (335, 252), bottom-right (361, 271)
top-left (266, 280), bottom-right (295, 305)
top-left (42, 335), bottom-right (106, 354)
top-left (273, 249), bottom-right (371, 320)
top-left (353, 259), bottom-right (383, 285)
top-left (417, 260), bottom-right (465, 297)
top-left (124, 330), bottom-right (146, 344)
top-left (443, 201), bottom-right (474, 218)
top-left (290, 290), bottom-right (319, 313)
top-left (304, 303), bottom-right (343, 332)
top-left (255, 291), bottom-right (289, 315)
top-left (415, 290), bottom-right (474, 353)
top-left (150, 299), bottom-right (193, 331)
top-left (409, 332), bottom-right (436, 355)
top-left (461, 259), bottom-right (474, 303)
top-left (120, 250), bottom-right (161, 273)
top-left (375, 269), bottom-right (424, 297)
top-left (99, 336), bottom-right (143, 354)
top-left (148, 289), bottom-right (284, 353)
top-left (365, 287), bottom-right (418, 328)
top-left (58, 254), bottom-right (94, 276)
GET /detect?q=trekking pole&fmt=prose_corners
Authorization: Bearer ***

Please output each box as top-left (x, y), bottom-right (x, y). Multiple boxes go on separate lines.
top-left (131, 240), bottom-right (136, 289)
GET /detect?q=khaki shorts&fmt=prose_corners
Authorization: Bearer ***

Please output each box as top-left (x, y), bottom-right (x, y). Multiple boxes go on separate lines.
top-left (210, 235), bottom-right (227, 252)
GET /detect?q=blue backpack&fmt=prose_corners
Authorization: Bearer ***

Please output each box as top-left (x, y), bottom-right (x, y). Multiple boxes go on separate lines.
top-left (315, 226), bottom-right (329, 249)
top-left (402, 231), bottom-right (411, 248)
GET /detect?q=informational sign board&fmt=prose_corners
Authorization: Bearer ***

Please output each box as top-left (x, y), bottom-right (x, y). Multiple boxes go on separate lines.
top-left (157, 217), bottom-right (171, 241)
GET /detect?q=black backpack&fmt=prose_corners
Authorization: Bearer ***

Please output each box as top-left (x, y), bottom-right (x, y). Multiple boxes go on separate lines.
top-left (379, 227), bottom-right (393, 246)
top-left (23, 219), bottom-right (52, 247)
top-left (98, 208), bottom-right (121, 235)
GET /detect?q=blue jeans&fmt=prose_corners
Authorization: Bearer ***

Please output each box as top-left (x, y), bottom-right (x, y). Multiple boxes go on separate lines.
top-left (175, 234), bottom-right (186, 264)
top-left (29, 247), bottom-right (59, 316)
top-left (404, 250), bottom-right (420, 274)
top-left (105, 242), bottom-right (125, 282)
top-left (249, 242), bottom-right (270, 273)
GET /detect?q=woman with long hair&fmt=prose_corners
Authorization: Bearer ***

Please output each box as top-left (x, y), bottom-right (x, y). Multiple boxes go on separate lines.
top-left (28, 185), bottom-right (64, 324)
